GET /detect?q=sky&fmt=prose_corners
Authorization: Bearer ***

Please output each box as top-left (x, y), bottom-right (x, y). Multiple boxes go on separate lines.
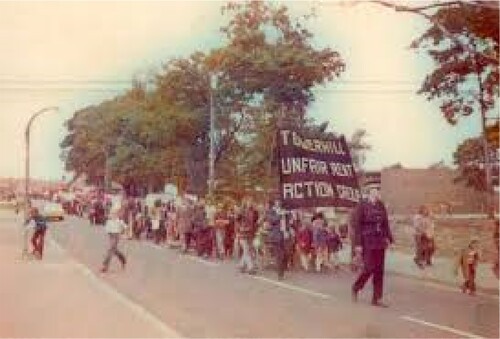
top-left (0, 0), bottom-right (486, 181)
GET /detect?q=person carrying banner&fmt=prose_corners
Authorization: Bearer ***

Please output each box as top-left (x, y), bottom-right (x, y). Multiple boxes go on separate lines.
top-left (352, 185), bottom-right (393, 307)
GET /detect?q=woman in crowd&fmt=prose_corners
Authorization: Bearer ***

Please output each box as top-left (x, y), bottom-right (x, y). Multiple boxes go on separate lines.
top-left (166, 202), bottom-right (178, 246)
top-left (455, 238), bottom-right (480, 296)
top-left (225, 207), bottom-right (236, 258)
top-left (150, 200), bottom-right (162, 245)
top-left (413, 205), bottom-right (435, 268)
top-left (237, 202), bottom-right (257, 274)
top-left (327, 225), bottom-right (342, 271)
top-left (297, 220), bottom-right (313, 271)
top-left (133, 211), bottom-right (145, 240)
top-left (177, 197), bottom-right (193, 253)
top-left (312, 213), bottom-right (330, 272)
top-left (214, 204), bottom-right (229, 260)
top-left (253, 219), bottom-right (270, 269)
top-left (282, 213), bottom-right (296, 271)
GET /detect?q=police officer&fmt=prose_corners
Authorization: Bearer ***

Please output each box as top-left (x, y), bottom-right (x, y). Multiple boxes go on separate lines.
top-left (352, 185), bottom-right (393, 307)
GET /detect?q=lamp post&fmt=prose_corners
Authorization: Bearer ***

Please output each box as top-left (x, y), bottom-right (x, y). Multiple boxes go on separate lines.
top-left (24, 106), bottom-right (59, 219)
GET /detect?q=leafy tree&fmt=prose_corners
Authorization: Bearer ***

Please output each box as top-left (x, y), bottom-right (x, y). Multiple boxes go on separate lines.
top-left (348, 129), bottom-right (371, 174)
top-left (61, 83), bottom-right (198, 195)
top-left (62, 1), bottom-right (347, 197)
top-left (154, 1), bottom-right (346, 196)
top-left (407, 1), bottom-right (499, 125)
top-left (453, 136), bottom-right (499, 190)
top-left (347, 0), bottom-right (499, 210)
top-left (486, 120), bottom-right (499, 149)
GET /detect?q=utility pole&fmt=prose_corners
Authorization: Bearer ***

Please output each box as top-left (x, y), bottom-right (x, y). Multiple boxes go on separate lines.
top-left (104, 145), bottom-right (111, 192)
top-left (208, 73), bottom-right (218, 198)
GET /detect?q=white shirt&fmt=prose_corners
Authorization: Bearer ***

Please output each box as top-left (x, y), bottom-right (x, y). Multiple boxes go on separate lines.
top-left (105, 218), bottom-right (124, 234)
top-left (205, 204), bottom-right (216, 226)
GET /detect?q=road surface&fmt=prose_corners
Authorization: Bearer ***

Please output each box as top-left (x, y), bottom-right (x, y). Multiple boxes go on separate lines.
top-left (1, 212), bottom-right (498, 338)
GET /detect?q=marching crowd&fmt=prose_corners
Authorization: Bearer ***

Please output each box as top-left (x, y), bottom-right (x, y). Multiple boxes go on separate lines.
top-left (21, 185), bottom-right (498, 305)
top-left (96, 196), bottom-right (346, 280)
top-left (95, 186), bottom-right (395, 307)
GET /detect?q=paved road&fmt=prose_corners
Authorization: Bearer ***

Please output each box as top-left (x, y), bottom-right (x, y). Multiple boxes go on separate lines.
top-left (2, 212), bottom-right (499, 338)
top-left (0, 212), bottom-right (178, 337)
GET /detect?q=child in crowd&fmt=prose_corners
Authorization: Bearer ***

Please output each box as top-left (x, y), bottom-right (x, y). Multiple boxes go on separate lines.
top-left (297, 221), bottom-right (313, 271)
top-left (312, 213), bottom-right (330, 272)
top-left (455, 238), bottom-right (480, 296)
top-left (327, 226), bottom-right (342, 271)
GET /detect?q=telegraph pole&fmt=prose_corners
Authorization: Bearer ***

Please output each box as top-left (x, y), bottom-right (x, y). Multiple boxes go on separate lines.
top-left (208, 74), bottom-right (218, 198)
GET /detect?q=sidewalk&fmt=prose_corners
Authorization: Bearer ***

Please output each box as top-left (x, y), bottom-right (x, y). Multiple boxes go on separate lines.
top-left (338, 243), bottom-right (499, 295)
top-left (0, 211), bottom-right (178, 338)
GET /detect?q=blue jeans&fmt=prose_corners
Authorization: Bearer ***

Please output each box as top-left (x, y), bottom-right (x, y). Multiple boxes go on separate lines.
top-left (239, 238), bottom-right (254, 271)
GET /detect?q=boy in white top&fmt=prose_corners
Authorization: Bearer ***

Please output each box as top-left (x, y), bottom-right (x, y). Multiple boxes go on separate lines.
top-left (101, 208), bottom-right (126, 273)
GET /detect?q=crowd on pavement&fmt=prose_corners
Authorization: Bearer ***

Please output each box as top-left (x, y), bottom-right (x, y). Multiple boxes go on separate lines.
top-left (19, 185), bottom-right (500, 306)
top-left (95, 195), bottom-right (346, 281)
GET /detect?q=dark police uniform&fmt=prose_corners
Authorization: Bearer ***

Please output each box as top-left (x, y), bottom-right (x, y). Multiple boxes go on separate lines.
top-left (352, 199), bottom-right (393, 305)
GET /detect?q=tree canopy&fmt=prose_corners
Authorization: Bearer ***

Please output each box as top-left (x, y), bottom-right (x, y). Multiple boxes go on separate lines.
top-left (453, 136), bottom-right (500, 190)
top-left (409, 1), bottom-right (499, 125)
top-left (61, 1), bottom-right (348, 198)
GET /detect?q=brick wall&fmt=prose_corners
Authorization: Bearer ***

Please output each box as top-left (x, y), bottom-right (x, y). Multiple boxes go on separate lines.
top-left (381, 168), bottom-right (492, 215)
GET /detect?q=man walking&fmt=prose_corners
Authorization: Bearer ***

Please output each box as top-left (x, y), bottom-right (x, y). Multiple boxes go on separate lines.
top-left (177, 197), bottom-right (193, 253)
top-left (352, 185), bottom-right (393, 307)
top-left (101, 208), bottom-right (126, 273)
top-left (237, 202), bottom-right (257, 274)
top-left (25, 207), bottom-right (48, 260)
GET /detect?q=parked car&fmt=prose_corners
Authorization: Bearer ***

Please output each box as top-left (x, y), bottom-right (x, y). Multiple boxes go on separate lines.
top-left (42, 202), bottom-right (65, 221)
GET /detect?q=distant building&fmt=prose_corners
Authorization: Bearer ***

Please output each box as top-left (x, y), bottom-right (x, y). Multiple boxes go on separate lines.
top-left (359, 171), bottom-right (381, 196)
top-left (379, 167), bottom-right (496, 215)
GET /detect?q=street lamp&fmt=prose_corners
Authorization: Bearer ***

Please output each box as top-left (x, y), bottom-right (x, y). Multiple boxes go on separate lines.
top-left (24, 106), bottom-right (59, 219)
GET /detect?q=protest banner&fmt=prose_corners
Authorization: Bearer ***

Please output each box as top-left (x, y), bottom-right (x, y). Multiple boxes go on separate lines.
top-left (277, 128), bottom-right (361, 209)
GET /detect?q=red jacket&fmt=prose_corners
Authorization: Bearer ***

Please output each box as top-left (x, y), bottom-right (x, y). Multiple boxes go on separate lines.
top-left (297, 227), bottom-right (312, 252)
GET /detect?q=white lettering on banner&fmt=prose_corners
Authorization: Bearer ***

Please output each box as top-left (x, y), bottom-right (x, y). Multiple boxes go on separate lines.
top-left (281, 158), bottom-right (329, 175)
top-left (303, 181), bottom-right (314, 197)
top-left (315, 181), bottom-right (335, 198)
top-left (283, 183), bottom-right (294, 199)
top-left (280, 130), bottom-right (291, 146)
top-left (329, 162), bottom-right (355, 177)
top-left (336, 185), bottom-right (361, 202)
top-left (290, 131), bottom-right (346, 155)
top-left (293, 158), bottom-right (305, 173)
top-left (283, 181), bottom-right (338, 200)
